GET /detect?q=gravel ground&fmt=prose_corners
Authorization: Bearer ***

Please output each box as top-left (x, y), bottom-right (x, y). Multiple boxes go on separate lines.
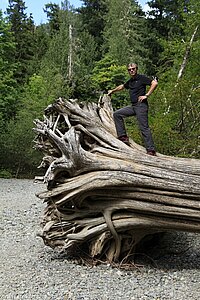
top-left (0, 178), bottom-right (200, 300)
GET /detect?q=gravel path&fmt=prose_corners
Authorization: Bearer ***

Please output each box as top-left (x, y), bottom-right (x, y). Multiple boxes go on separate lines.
top-left (0, 179), bottom-right (200, 300)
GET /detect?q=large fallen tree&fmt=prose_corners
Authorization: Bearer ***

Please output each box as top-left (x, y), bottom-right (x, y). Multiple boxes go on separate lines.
top-left (34, 95), bottom-right (200, 263)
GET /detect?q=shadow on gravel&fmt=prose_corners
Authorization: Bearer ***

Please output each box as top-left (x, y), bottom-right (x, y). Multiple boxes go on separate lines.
top-left (134, 231), bottom-right (200, 271)
top-left (47, 231), bottom-right (200, 271)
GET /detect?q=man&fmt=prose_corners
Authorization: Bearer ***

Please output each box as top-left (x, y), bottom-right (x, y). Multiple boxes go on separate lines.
top-left (108, 63), bottom-right (158, 156)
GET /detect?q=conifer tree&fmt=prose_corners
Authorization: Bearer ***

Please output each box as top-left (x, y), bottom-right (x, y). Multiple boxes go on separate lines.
top-left (77, 0), bottom-right (108, 57)
top-left (6, 0), bottom-right (35, 84)
top-left (147, 0), bottom-right (186, 38)
top-left (44, 3), bottom-right (60, 35)
top-left (0, 10), bottom-right (18, 125)
top-left (103, 0), bottom-right (147, 69)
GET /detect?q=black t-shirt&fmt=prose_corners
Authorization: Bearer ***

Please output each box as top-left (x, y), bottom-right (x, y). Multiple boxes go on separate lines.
top-left (124, 74), bottom-right (152, 103)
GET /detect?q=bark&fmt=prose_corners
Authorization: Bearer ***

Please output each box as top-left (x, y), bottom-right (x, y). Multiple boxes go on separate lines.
top-left (34, 95), bottom-right (200, 263)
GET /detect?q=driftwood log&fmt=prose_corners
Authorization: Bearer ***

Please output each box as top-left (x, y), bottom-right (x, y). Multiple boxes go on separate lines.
top-left (34, 95), bottom-right (200, 263)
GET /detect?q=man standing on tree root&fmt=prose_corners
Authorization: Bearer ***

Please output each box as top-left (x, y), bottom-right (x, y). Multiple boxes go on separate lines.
top-left (108, 63), bottom-right (158, 156)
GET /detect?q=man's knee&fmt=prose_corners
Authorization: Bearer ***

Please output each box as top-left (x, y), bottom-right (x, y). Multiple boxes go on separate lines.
top-left (113, 110), bottom-right (120, 120)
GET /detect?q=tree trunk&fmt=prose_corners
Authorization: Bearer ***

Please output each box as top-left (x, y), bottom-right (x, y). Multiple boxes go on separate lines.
top-left (34, 95), bottom-right (200, 263)
top-left (176, 25), bottom-right (198, 84)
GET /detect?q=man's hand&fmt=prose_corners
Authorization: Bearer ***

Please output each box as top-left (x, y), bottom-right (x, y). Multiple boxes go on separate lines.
top-left (107, 90), bottom-right (113, 96)
top-left (138, 95), bottom-right (147, 102)
top-left (138, 80), bottom-right (158, 102)
top-left (107, 84), bottom-right (124, 96)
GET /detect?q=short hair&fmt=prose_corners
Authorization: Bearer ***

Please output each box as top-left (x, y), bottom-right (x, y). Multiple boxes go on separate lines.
top-left (127, 63), bottom-right (138, 69)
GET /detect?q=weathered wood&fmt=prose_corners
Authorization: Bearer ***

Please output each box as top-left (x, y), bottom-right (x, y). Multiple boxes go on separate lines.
top-left (34, 95), bottom-right (200, 263)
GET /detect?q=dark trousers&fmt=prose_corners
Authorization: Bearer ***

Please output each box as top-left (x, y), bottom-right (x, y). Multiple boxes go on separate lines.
top-left (113, 102), bottom-right (155, 151)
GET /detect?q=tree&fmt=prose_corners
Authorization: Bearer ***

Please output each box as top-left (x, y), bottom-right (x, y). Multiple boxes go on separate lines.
top-left (147, 0), bottom-right (186, 38)
top-left (90, 55), bottom-right (128, 104)
top-left (6, 0), bottom-right (35, 84)
top-left (69, 29), bottom-right (98, 100)
top-left (31, 24), bottom-right (50, 73)
top-left (39, 3), bottom-right (99, 102)
top-left (0, 74), bottom-right (49, 176)
top-left (145, 0), bottom-right (189, 71)
top-left (0, 10), bottom-right (18, 125)
top-left (150, 0), bottom-right (200, 157)
top-left (44, 3), bottom-right (60, 35)
top-left (77, 0), bottom-right (108, 57)
top-left (39, 5), bottom-right (74, 100)
top-left (103, 0), bottom-right (142, 65)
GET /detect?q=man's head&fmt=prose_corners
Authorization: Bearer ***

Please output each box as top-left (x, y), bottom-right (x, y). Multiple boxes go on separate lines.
top-left (127, 63), bottom-right (138, 77)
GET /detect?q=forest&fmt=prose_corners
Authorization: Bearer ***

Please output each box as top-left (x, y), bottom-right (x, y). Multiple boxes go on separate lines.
top-left (0, 0), bottom-right (199, 178)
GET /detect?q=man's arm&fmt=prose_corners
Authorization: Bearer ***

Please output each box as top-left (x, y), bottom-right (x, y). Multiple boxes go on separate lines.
top-left (146, 79), bottom-right (158, 97)
top-left (138, 79), bottom-right (158, 102)
top-left (107, 84), bottom-right (124, 96)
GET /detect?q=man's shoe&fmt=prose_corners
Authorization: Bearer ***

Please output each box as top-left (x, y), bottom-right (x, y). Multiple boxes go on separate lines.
top-left (118, 135), bottom-right (130, 146)
top-left (147, 150), bottom-right (156, 156)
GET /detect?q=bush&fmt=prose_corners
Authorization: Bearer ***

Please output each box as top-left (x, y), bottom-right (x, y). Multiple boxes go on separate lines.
top-left (0, 169), bottom-right (12, 178)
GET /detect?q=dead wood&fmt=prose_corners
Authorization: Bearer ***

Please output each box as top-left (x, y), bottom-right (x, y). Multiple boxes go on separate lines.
top-left (176, 25), bottom-right (199, 86)
top-left (34, 95), bottom-right (200, 263)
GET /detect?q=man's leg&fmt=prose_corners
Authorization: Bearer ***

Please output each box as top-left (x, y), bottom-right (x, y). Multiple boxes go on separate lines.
top-left (134, 102), bottom-right (156, 153)
top-left (113, 105), bottom-right (135, 137)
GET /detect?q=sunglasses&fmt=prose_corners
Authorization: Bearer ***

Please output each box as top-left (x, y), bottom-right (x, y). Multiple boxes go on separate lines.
top-left (128, 67), bottom-right (136, 71)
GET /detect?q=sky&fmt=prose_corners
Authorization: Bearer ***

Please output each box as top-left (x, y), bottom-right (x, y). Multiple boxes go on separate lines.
top-left (0, 0), bottom-right (148, 25)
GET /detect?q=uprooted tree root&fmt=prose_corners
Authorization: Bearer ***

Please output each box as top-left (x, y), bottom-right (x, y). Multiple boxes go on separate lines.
top-left (34, 95), bottom-right (200, 264)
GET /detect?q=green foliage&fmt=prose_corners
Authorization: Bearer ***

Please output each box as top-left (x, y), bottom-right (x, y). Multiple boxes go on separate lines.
top-left (0, 115), bottom-right (42, 177)
top-left (0, 73), bottom-right (51, 177)
top-left (150, 110), bottom-right (183, 155)
top-left (91, 55), bottom-right (127, 90)
top-left (0, 11), bottom-right (19, 125)
top-left (103, 0), bottom-right (147, 68)
top-left (150, 49), bottom-right (200, 158)
top-left (7, 0), bottom-right (36, 83)
top-left (69, 27), bottom-right (98, 101)
top-left (20, 74), bottom-right (52, 116)
top-left (77, 0), bottom-right (108, 56)
top-left (32, 24), bottom-right (50, 73)
top-left (147, 0), bottom-right (185, 38)
top-left (39, 21), bottom-right (70, 98)
top-left (74, 30), bottom-right (97, 73)
top-left (44, 3), bottom-right (60, 34)
top-left (0, 169), bottom-right (12, 178)
top-left (0, 0), bottom-right (199, 177)
top-left (126, 117), bottom-right (143, 146)
top-left (90, 55), bottom-right (129, 107)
